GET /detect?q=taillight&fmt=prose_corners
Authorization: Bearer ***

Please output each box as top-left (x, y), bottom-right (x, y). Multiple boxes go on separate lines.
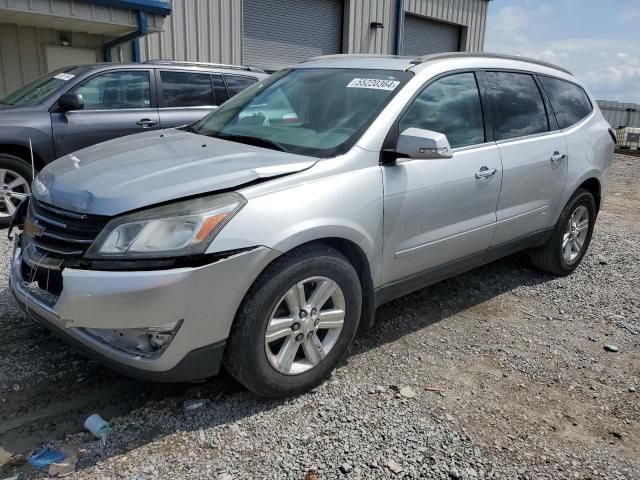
top-left (608, 128), bottom-right (617, 144)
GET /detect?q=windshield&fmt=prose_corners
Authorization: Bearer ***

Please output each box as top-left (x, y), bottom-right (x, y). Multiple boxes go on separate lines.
top-left (0, 66), bottom-right (92, 107)
top-left (191, 68), bottom-right (412, 157)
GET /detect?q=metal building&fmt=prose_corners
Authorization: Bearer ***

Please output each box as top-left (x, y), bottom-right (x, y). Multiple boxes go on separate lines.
top-left (597, 100), bottom-right (640, 129)
top-left (141, 0), bottom-right (489, 70)
top-left (1, 0), bottom-right (489, 96)
top-left (0, 0), bottom-right (169, 96)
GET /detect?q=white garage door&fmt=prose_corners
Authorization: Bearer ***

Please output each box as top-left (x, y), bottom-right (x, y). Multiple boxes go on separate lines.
top-left (402, 14), bottom-right (461, 57)
top-left (243, 0), bottom-right (343, 71)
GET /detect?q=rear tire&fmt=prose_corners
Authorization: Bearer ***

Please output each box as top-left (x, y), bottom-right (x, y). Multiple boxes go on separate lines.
top-left (529, 188), bottom-right (596, 276)
top-left (0, 154), bottom-right (33, 228)
top-left (224, 244), bottom-right (362, 398)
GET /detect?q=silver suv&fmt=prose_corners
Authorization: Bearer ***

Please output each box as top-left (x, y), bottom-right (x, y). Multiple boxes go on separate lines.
top-left (9, 53), bottom-right (614, 398)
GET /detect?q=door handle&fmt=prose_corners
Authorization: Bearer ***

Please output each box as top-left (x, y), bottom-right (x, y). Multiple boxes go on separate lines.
top-left (475, 166), bottom-right (497, 179)
top-left (550, 151), bottom-right (566, 164)
top-left (136, 119), bottom-right (158, 127)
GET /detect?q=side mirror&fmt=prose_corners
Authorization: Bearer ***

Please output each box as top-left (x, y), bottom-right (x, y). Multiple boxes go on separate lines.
top-left (58, 92), bottom-right (84, 112)
top-left (396, 127), bottom-right (453, 160)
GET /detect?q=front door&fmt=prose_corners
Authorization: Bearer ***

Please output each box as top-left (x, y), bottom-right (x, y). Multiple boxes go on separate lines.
top-left (483, 71), bottom-right (568, 246)
top-left (51, 69), bottom-right (159, 157)
top-left (382, 72), bottom-right (502, 285)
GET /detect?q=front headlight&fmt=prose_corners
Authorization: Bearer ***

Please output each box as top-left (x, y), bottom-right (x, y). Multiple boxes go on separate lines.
top-left (86, 193), bottom-right (246, 259)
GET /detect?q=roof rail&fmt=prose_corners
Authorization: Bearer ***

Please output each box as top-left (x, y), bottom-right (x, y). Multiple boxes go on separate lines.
top-left (144, 59), bottom-right (265, 73)
top-left (302, 53), bottom-right (414, 63)
top-left (409, 52), bottom-right (572, 75)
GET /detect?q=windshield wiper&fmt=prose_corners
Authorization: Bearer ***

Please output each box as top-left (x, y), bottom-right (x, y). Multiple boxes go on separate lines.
top-left (214, 133), bottom-right (288, 152)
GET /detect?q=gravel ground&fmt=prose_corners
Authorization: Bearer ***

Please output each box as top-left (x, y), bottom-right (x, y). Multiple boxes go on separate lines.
top-left (1, 154), bottom-right (638, 480)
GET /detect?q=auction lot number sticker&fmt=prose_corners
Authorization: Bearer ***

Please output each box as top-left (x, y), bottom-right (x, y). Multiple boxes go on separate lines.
top-left (347, 78), bottom-right (400, 91)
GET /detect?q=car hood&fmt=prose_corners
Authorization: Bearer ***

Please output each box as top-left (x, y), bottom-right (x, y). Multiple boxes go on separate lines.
top-left (33, 128), bottom-right (318, 216)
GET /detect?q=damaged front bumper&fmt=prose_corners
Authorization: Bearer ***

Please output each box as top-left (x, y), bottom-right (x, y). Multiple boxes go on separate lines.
top-left (9, 236), bottom-right (280, 382)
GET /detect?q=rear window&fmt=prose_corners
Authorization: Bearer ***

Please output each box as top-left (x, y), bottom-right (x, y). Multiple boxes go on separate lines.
top-left (485, 71), bottom-right (549, 140)
top-left (539, 76), bottom-right (593, 129)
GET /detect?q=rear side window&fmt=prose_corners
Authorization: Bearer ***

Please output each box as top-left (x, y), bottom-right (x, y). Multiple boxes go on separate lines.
top-left (224, 75), bottom-right (258, 97)
top-left (399, 72), bottom-right (485, 148)
top-left (539, 76), bottom-right (592, 129)
top-left (74, 71), bottom-right (150, 110)
top-left (160, 71), bottom-right (216, 107)
top-left (485, 72), bottom-right (549, 140)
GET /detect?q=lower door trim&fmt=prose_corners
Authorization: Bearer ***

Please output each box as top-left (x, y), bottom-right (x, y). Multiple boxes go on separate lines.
top-left (374, 228), bottom-right (552, 307)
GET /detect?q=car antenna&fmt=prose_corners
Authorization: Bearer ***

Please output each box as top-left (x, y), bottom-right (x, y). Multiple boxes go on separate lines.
top-left (29, 138), bottom-right (35, 181)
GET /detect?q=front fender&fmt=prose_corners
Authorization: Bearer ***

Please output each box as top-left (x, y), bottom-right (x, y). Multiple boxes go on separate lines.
top-left (0, 117), bottom-right (54, 165)
top-left (209, 165), bottom-right (384, 286)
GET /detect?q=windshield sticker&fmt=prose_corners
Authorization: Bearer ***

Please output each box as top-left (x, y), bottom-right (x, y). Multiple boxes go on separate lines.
top-left (347, 78), bottom-right (400, 91)
top-left (54, 73), bottom-right (75, 81)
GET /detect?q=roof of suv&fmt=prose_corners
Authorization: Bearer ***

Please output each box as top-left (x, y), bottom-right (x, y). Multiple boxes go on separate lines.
top-left (297, 52), bottom-right (572, 76)
top-left (68, 60), bottom-right (266, 76)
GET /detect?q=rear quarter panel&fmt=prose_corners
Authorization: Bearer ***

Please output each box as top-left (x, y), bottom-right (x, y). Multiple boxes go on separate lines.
top-left (556, 107), bottom-right (614, 220)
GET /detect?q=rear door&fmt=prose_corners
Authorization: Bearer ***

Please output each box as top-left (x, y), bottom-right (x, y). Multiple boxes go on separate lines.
top-left (51, 69), bottom-right (158, 157)
top-left (382, 72), bottom-right (502, 284)
top-left (157, 70), bottom-right (228, 128)
top-left (484, 71), bottom-right (568, 246)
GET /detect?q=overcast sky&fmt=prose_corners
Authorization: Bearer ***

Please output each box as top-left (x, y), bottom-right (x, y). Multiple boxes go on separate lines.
top-left (485, 0), bottom-right (640, 103)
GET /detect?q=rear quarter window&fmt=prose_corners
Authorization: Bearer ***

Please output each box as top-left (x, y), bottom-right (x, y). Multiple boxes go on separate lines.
top-left (224, 75), bottom-right (258, 97)
top-left (539, 76), bottom-right (593, 129)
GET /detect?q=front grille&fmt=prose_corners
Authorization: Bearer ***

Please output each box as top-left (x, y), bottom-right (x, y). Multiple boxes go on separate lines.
top-left (23, 199), bottom-right (110, 269)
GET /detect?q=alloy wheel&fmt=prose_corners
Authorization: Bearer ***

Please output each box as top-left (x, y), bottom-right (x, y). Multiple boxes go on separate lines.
top-left (265, 276), bottom-right (345, 375)
top-left (562, 205), bottom-right (589, 262)
top-left (0, 168), bottom-right (30, 218)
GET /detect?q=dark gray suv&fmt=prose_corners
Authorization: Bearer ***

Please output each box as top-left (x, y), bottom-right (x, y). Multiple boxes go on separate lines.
top-left (0, 60), bottom-right (266, 226)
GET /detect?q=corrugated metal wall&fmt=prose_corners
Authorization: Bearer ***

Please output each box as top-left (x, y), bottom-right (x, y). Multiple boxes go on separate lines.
top-left (404, 0), bottom-right (487, 51)
top-left (139, 0), bottom-right (242, 65)
top-left (597, 100), bottom-right (640, 129)
top-left (1, 0), bottom-right (489, 97)
top-left (140, 0), bottom-right (487, 66)
top-left (243, 0), bottom-right (343, 70)
top-left (402, 14), bottom-right (461, 55)
top-left (0, 0), bottom-right (139, 30)
top-left (345, 0), bottom-right (487, 55)
top-left (0, 23), bottom-right (107, 96)
top-left (344, 0), bottom-right (396, 54)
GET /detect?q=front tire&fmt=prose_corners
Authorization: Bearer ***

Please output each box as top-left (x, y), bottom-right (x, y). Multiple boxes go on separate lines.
top-left (529, 188), bottom-right (596, 276)
top-left (224, 244), bottom-right (362, 398)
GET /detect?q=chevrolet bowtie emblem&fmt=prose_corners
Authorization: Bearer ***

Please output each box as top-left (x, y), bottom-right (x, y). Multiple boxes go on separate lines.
top-left (24, 217), bottom-right (45, 237)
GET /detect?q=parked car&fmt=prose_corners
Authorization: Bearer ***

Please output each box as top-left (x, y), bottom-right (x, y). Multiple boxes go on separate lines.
top-left (9, 53), bottom-right (614, 398)
top-left (0, 60), bottom-right (267, 226)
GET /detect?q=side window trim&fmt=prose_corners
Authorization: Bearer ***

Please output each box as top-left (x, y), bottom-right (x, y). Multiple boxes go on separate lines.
top-left (533, 74), bottom-right (559, 131)
top-left (475, 70), bottom-right (497, 143)
top-left (210, 73), bottom-right (229, 106)
top-left (220, 74), bottom-right (231, 99)
top-left (70, 69), bottom-right (155, 111)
